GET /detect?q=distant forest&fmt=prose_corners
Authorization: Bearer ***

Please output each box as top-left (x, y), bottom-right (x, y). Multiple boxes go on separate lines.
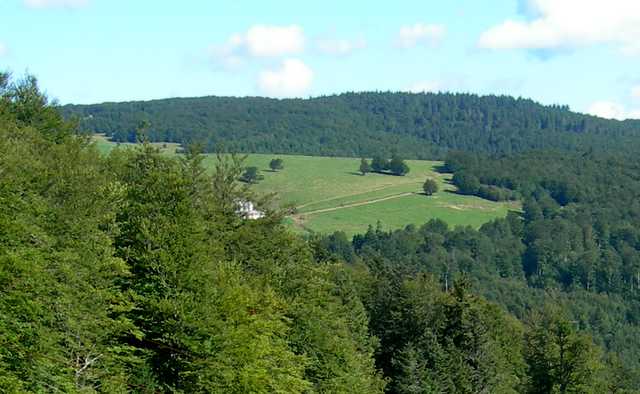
top-left (61, 92), bottom-right (640, 159)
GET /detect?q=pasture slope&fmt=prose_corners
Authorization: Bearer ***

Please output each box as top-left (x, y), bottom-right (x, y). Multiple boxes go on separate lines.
top-left (94, 136), bottom-right (518, 236)
top-left (224, 155), bottom-right (519, 236)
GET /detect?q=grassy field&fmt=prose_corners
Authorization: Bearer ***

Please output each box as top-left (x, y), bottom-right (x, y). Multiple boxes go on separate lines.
top-left (93, 136), bottom-right (519, 236)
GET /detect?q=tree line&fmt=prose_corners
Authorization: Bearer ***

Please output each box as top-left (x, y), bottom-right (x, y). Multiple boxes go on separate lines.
top-left (359, 155), bottom-right (410, 176)
top-left (61, 91), bottom-right (640, 159)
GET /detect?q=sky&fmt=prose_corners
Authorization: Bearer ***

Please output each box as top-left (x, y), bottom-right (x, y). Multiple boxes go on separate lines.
top-left (1, 0), bottom-right (640, 119)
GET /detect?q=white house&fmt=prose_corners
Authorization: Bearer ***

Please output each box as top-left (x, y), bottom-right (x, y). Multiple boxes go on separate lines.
top-left (236, 200), bottom-right (264, 220)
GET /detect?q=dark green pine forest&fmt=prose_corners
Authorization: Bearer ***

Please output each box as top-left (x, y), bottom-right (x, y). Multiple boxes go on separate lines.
top-left (2, 72), bottom-right (640, 392)
top-left (62, 92), bottom-right (640, 159)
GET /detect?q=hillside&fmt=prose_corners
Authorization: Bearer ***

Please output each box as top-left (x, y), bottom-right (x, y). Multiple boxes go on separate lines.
top-left (94, 136), bottom-right (516, 236)
top-left (217, 154), bottom-right (517, 235)
top-left (62, 92), bottom-right (640, 159)
top-left (4, 73), bottom-right (639, 393)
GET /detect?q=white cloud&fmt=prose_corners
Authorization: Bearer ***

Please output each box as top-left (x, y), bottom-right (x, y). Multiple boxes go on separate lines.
top-left (587, 100), bottom-right (640, 120)
top-left (396, 23), bottom-right (445, 48)
top-left (24, 0), bottom-right (89, 9)
top-left (478, 0), bottom-right (640, 54)
top-left (243, 25), bottom-right (304, 57)
top-left (316, 37), bottom-right (366, 56)
top-left (258, 58), bottom-right (313, 97)
top-left (210, 25), bottom-right (304, 69)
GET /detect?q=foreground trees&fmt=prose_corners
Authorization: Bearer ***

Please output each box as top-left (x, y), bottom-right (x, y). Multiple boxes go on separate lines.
top-left (524, 308), bottom-right (605, 394)
top-left (0, 73), bottom-right (385, 393)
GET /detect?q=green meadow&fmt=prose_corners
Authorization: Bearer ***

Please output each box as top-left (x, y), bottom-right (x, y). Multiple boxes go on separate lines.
top-left (94, 136), bottom-right (518, 236)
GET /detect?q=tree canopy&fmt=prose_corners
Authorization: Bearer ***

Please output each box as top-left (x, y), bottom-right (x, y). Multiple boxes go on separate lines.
top-left (62, 91), bottom-right (640, 159)
top-left (0, 73), bottom-right (386, 393)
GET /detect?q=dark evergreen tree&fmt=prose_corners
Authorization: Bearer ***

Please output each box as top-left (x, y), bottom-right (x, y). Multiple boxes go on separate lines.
top-left (524, 307), bottom-right (606, 394)
top-left (371, 155), bottom-right (389, 172)
top-left (389, 155), bottom-right (410, 176)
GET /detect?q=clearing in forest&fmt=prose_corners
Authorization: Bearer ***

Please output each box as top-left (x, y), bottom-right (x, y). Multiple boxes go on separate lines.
top-left (94, 136), bottom-right (518, 236)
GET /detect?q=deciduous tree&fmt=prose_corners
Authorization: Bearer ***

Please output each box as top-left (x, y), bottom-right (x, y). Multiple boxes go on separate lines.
top-left (359, 158), bottom-right (371, 175)
top-left (423, 178), bottom-right (438, 196)
top-left (269, 158), bottom-right (284, 171)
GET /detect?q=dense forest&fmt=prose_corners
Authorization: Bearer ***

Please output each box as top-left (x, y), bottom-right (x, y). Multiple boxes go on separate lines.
top-left (3, 73), bottom-right (640, 392)
top-left (313, 146), bottom-right (640, 390)
top-left (61, 92), bottom-right (640, 159)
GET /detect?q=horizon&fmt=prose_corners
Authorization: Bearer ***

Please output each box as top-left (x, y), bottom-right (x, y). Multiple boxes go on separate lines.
top-left (61, 89), bottom-right (585, 116)
top-left (2, 0), bottom-right (640, 119)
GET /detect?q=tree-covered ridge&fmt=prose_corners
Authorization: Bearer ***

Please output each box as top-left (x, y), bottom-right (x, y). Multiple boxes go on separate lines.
top-left (62, 92), bottom-right (640, 159)
top-left (4, 73), bottom-right (639, 392)
top-left (444, 150), bottom-right (640, 294)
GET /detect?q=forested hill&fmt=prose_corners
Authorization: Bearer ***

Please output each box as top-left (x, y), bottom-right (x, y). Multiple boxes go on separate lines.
top-left (61, 92), bottom-right (640, 159)
top-left (6, 73), bottom-right (638, 392)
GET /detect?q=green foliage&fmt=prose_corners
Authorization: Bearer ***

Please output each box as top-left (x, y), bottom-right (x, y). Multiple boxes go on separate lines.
top-left (388, 155), bottom-right (410, 176)
top-left (368, 155), bottom-right (410, 176)
top-left (269, 157), bottom-right (284, 171)
top-left (356, 271), bottom-right (527, 393)
top-left (240, 165), bottom-right (263, 183)
top-left (371, 155), bottom-right (389, 172)
top-left (524, 307), bottom-right (606, 393)
top-left (452, 171), bottom-right (480, 195)
top-left (0, 73), bottom-right (386, 393)
top-left (5, 72), bottom-right (640, 392)
top-left (0, 74), bottom-right (135, 392)
top-left (359, 157), bottom-right (371, 175)
top-left (62, 92), bottom-right (640, 159)
top-left (423, 178), bottom-right (438, 196)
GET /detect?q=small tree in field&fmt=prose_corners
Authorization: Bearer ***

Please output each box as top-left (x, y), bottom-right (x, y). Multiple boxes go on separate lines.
top-left (359, 158), bottom-right (371, 175)
top-left (240, 166), bottom-right (263, 184)
top-left (423, 178), bottom-right (438, 196)
top-left (269, 158), bottom-right (284, 171)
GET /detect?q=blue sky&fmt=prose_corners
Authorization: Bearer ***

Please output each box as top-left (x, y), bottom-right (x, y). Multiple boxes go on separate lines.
top-left (1, 0), bottom-right (640, 119)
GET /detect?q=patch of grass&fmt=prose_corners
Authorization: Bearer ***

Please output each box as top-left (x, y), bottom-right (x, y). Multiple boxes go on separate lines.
top-left (94, 137), bottom-right (519, 236)
top-left (200, 154), bottom-right (448, 207)
top-left (298, 193), bottom-right (519, 237)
